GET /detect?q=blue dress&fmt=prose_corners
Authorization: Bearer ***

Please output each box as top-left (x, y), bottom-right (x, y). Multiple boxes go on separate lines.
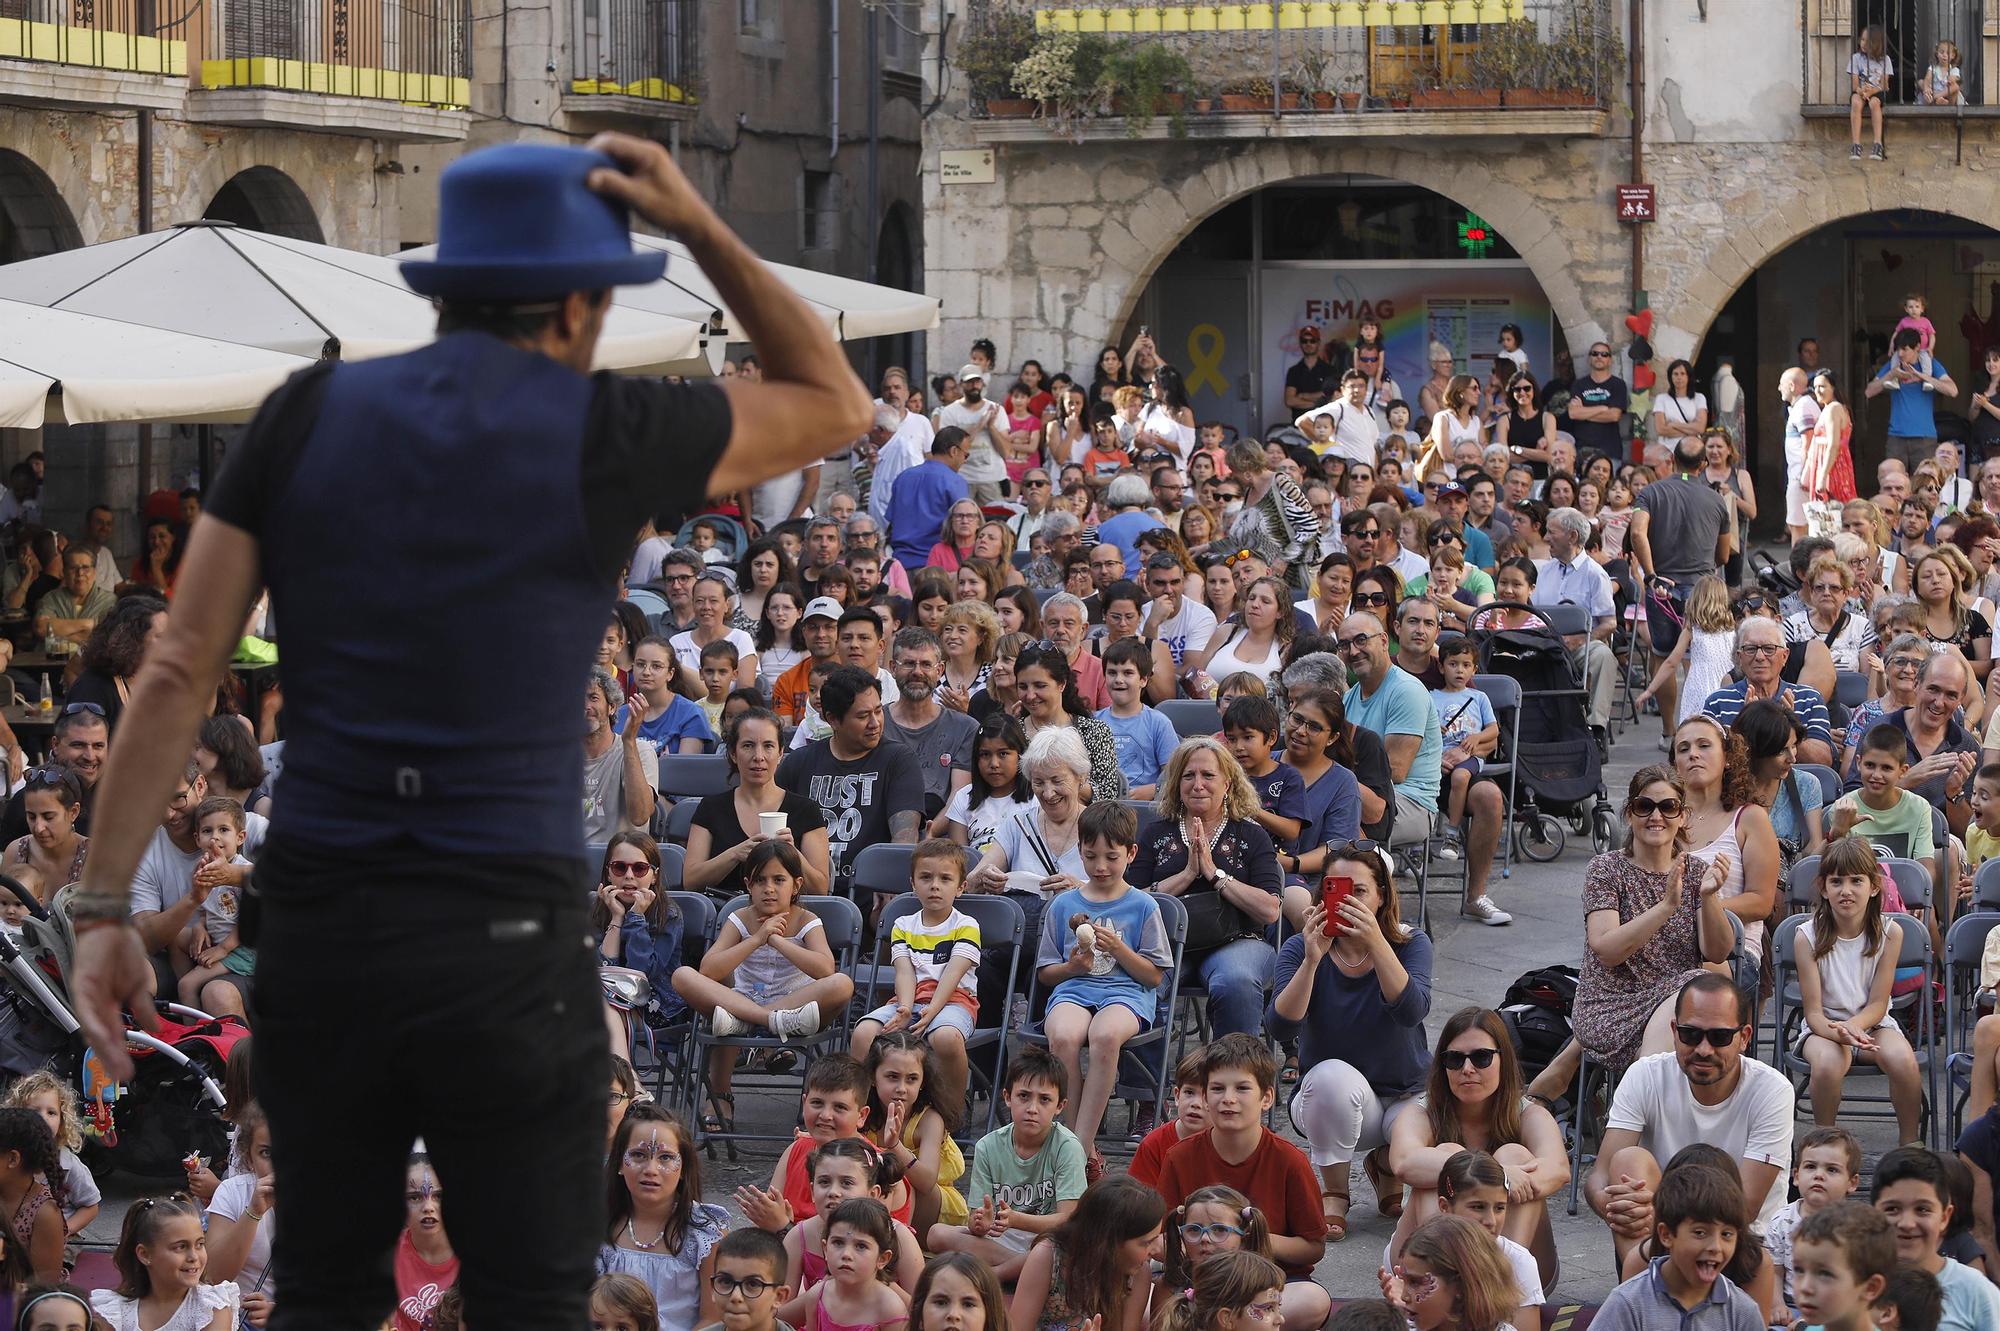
top-left (595, 1201), bottom-right (728, 1331)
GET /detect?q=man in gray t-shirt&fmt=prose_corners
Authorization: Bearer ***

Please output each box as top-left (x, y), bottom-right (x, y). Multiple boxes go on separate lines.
top-left (881, 627), bottom-right (975, 819)
top-left (1628, 437), bottom-right (1732, 726)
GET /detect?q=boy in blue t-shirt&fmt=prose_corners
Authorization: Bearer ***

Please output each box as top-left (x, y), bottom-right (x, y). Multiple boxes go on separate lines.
top-left (1429, 633), bottom-right (1497, 859)
top-left (619, 635), bottom-right (717, 757)
top-left (1095, 638), bottom-right (1178, 798)
top-left (1222, 694), bottom-right (1305, 852)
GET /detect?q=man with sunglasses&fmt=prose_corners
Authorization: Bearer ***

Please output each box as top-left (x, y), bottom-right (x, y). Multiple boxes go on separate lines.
top-left (1339, 510), bottom-right (1382, 572)
top-left (1010, 469), bottom-right (1055, 548)
top-left (1282, 324), bottom-right (1341, 417)
top-left (1565, 341), bottom-right (1630, 461)
top-left (1587, 973), bottom-right (1794, 1267)
top-left (1700, 613), bottom-right (1836, 768)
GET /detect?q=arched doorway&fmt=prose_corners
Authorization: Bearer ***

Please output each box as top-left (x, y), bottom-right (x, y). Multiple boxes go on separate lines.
top-left (1127, 177), bottom-right (1563, 439)
top-left (0, 151), bottom-right (82, 265)
top-left (204, 167), bottom-right (323, 243)
top-left (872, 203), bottom-right (919, 386)
top-left (1693, 208), bottom-right (2000, 533)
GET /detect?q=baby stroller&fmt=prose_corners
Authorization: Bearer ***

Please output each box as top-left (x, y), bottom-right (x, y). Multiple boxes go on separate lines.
top-left (1475, 610), bottom-right (1617, 861)
top-left (0, 877), bottom-right (239, 1180)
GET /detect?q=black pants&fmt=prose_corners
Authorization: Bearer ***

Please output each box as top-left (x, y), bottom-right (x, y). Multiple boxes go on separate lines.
top-left (254, 839), bottom-right (605, 1331)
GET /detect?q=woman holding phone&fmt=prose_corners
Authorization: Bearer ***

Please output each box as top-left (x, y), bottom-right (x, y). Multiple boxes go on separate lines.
top-left (1269, 842), bottom-right (1433, 1242)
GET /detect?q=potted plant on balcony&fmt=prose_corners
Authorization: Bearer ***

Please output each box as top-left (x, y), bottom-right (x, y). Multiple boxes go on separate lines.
top-left (1104, 42), bottom-right (1193, 134)
top-left (957, 0), bottom-right (1038, 115)
top-left (1012, 29), bottom-right (1113, 128)
top-left (1293, 48), bottom-right (1335, 109)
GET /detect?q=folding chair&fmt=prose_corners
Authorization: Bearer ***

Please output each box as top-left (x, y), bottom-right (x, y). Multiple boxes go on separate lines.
top-left (657, 753), bottom-right (733, 801)
top-left (1795, 763), bottom-right (1843, 808)
top-left (1159, 699), bottom-right (1223, 740)
top-left (852, 843), bottom-right (917, 904)
top-left (1786, 853), bottom-right (1928, 914)
top-left (689, 894), bottom-right (865, 1149)
top-left (1013, 892), bottom-right (1189, 1151)
top-left (869, 891), bottom-right (1026, 1142)
top-left (1944, 911), bottom-right (2000, 1142)
top-left (663, 798), bottom-right (699, 847)
top-left (635, 890), bottom-right (716, 1102)
top-left (1835, 671), bottom-right (1869, 709)
top-left (1977, 858), bottom-right (2000, 912)
top-left (1472, 673), bottom-right (1522, 880)
top-left (1769, 911), bottom-right (1936, 1147)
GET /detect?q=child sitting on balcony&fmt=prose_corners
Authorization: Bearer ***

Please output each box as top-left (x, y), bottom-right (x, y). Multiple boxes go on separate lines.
top-left (1849, 24), bottom-right (1892, 161)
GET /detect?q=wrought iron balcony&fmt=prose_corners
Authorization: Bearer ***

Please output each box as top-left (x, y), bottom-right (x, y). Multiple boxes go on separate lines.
top-left (565, 0), bottom-right (698, 122)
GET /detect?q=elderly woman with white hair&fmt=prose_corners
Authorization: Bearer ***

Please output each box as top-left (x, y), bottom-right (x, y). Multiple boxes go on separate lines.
top-left (1131, 737), bottom-right (1283, 1042)
top-left (965, 723), bottom-right (1097, 1009)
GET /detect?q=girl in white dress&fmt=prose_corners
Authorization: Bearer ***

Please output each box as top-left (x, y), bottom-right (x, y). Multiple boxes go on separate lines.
top-left (90, 1196), bottom-right (239, 1331)
top-left (1634, 575), bottom-right (1736, 737)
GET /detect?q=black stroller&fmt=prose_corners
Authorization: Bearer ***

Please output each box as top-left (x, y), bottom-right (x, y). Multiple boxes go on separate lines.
top-left (1475, 610), bottom-right (1617, 861)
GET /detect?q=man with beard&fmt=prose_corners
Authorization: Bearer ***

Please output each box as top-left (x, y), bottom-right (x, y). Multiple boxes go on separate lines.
top-left (777, 665), bottom-right (921, 893)
top-left (125, 762), bottom-right (252, 1018)
top-left (880, 627), bottom-right (975, 820)
top-left (934, 364), bottom-right (1011, 505)
top-left (1586, 974), bottom-right (1794, 1269)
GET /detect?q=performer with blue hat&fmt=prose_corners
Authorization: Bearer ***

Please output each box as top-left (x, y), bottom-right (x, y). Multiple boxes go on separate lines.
top-left (67, 133), bottom-right (871, 1329)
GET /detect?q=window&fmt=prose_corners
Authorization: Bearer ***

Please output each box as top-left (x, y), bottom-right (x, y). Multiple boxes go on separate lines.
top-left (880, 0), bottom-right (920, 71)
top-left (802, 171), bottom-right (839, 252)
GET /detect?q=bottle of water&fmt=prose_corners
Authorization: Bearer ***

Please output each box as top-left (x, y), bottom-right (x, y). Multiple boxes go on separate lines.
top-left (36, 673), bottom-right (50, 714)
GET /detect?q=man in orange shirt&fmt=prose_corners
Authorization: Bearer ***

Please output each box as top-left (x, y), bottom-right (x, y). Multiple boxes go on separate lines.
top-left (772, 596), bottom-right (843, 726)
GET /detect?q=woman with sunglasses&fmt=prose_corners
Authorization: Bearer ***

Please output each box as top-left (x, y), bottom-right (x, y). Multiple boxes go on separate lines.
top-left (1386, 1007), bottom-right (1568, 1285)
top-left (1527, 766), bottom-right (1733, 1114)
top-left (591, 832), bottom-right (689, 1049)
top-left (4, 765), bottom-right (86, 899)
top-left (1493, 374), bottom-right (1556, 480)
top-left (1272, 841), bottom-right (1431, 1240)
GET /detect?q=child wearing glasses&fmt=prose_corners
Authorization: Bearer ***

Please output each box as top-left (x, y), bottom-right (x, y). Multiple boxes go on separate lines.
top-left (695, 1228), bottom-right (793, 1331)
top-left (600, 1103), bottom-right (729, 1331)
top-left (1161, 1185), bottom-right (1331, 1331)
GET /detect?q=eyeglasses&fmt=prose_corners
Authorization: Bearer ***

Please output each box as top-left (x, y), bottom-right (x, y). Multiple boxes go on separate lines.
top-left (22, 767), bottom-right (72, 791)
top-left (1353, 591), bottom-right (1391, 607)
top-left (1288, 715), bottom-right (1329, 735)
top-left (1628, 796), bottom-right (1685, 819)
top-left (1440, 1048), bottom-right (1501, 1071)
top-left (623, 1144), bottom-right (684, 1171)
top-left (1427, 533), bottom-right (1462, 548)
top-left (1179, 1222), bottom-right (1248, 1242)
top-left (1512, 386), bottom-right (1534, 396)
top-left (1674, 1023), bottom-right (1743, 1049)
top-left (1589, 349), bottom-right (1612, 358)
top-left (1888, 655), bottom-right (1925, 671)
top-left (1336, 631), bottom-right (1380, 652)
top-left (1811, 582), bottom-right (1846, 595)
top-left (711, 1275), bottom-right (776, 1299)
top-left (1738, 643), bottom-right (1783, 658)
top-left (608, 860), bottom-right (654, 878)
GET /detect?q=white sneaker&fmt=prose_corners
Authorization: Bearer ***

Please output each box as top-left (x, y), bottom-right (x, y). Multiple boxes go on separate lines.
top-left (770, 1000), bottom-right (821, 1040)
top-left (1461, 896), bottom-right (1513, 926)
top-left (709, 1006), bottom-right (748, 1037)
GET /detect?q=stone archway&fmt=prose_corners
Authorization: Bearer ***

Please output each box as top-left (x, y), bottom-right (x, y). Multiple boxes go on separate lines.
top-left (0, 150), bottom-right (83, 265)
top-left (204, 166), bottom-right (324, 243)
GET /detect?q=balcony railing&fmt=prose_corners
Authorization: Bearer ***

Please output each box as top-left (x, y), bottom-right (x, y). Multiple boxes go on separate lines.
top-left (569, 0), bottom-right (696, 104)
top-left (0, 0), bottom-right (186, 77)
top-left (197, 0), bottom-right (469, 107)
top-left (1802, 0), bottom-right (1998, 110)
top-left (959, 0), bottom-right (1619, 131)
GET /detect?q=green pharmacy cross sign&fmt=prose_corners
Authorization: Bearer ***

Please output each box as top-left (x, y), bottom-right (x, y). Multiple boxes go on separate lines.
top-left (1457, 213), bottom-right (1495, 260)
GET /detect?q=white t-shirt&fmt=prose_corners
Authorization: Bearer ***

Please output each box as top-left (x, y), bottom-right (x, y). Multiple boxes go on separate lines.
top-left (130, 826), bottom-right (202, 916)
top-left (757, 645), bottom-right (809, 694)
top-left (1302, 400), bottom-right (1380, 468)
top-left (1154, 598), bottom-right (1218, 667)
top-left (1204, 627), bottom-right (1284, 686)
top-left (1784, 395), bottom-right (1821, 476)
top-left (1652, 392), bottom-right (1708, 430)
top-left (1604, 1052), bottom-right (1794, 1234)
top-left (208, 1171), bottom-right (275, 1294)
top-left (751, 472), bottom-right (808, 534)
top-left (630, 533), bottom-right (673, 586)
top-left (937, 399), bottom-right (1009, 484)
top-left (669, 628), bottom-right (757, 679)
top-left (942, 785), bottom-right (1033, 857)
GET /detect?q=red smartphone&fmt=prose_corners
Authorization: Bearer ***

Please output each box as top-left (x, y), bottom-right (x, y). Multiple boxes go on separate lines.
top-left (1321, 875), bottom-right (1354, 937)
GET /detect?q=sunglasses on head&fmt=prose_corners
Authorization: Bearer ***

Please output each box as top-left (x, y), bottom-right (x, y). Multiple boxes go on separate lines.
top-left (1674, 1023), bottom-right (1742, 1049)
top-left (1223, 549), bottom-right (1259, 566)
top-left (1440, 1048), bottom-right (1500, 1071)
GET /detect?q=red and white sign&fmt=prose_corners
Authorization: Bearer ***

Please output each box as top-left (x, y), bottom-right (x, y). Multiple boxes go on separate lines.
top-left (1616, 184), bottom-right (1656, 223)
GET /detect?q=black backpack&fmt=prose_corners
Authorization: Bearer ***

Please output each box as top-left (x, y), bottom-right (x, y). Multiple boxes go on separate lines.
top-left (1500, 964), bottom-right (1580, 1080)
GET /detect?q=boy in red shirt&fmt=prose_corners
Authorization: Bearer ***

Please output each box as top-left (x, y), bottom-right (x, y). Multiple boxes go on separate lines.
top-left (1130, 1050), bottom-right (1207, 1189)
top-left (1155, 1034), bottom-right (1327, 1328)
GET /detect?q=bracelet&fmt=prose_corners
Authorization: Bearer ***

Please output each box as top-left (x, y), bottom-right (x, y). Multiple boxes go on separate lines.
top-left (67, 890), bottom-right (132, 925)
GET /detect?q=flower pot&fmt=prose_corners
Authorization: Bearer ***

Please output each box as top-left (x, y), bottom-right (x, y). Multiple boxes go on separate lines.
top-left (1385, 93), bottom-right (1411, 108)
top-left (1277, 91), bottom-right (1302, 109)
top-left (1310, 90), bottom-right (1336, 109)
top-left (1192, 96), bottom-right (1215, 112)
top-left (984, 97), bottom-right (1037, 117)
top-left (1218, 92), bottom-right (1265, 111)
top-left (1413, 87), bottom-right (1499, 108)
top-left (1504, 86), bottom-right (1590, 107)
top-left (1339, 90), bottom-right (1362, 108)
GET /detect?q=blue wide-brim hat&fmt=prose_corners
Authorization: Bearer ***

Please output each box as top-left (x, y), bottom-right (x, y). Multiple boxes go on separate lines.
top-left (401, 143), bottom-right (666, 302)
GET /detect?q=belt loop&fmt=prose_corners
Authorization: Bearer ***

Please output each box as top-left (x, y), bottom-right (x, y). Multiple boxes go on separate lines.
top-left (395, 767), bottom-right (423, 800)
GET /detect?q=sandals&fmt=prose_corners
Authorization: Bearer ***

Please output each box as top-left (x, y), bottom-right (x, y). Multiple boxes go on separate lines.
top-left (1281, 1054), bottom-right (1300, 1086)
top-left (700, 1092), bottom-right (739, 1162)
top-left (1320, 1189), bottom-right (1350, 1241)
top-left (1363, 1149), bottom-right (1403, 1219)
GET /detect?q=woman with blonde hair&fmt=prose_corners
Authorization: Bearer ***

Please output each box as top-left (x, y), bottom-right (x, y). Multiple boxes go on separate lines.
top-left (1840, 500), bottom-right (1908, 595)
top-left (1132, 737), bottom-right (1283, 1045)
top-left (1914, 546), bottom-right (1994, 677)
top-left (938, 599), bottom-right (1000, 712)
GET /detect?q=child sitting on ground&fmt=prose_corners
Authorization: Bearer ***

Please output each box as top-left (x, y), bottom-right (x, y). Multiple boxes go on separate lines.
top-left (1035, 802), bottom-right (1170, 1176)
top-left (1, 1072), bottom-right (98, 1259)
top-left (777, 1137), bottom-right (923, 1318)
top-left (1128, 1051), bottom-right (1206, 1189)
top-left (1153, 1251), bottom-right (1287, 1331)
top-left (1766, 1126), bottom-right (1863, 1316)
top-left (1379, 1214), bottom-right (1521, 1331)
top-left (861, 1034), bottom-right (967, 1241)
top-left (1872, 1146), bottom-right (2000, 1331)
top-left (1619, 1143), bottom-right (1782, 1319)
top-left (738, 1055), bottom-right (877, 1233)
top-left (1791, 1201), bottom-right (1897, 1331)
top-left (695, 1228), bottom-right (793, 1331)
top-left (1597, 1164), bottom-right (1763, 1327)
top-left (1874, 1263), bottom-right (1943, 1331)
top-left (1008, 1176), bottom-right (1164, 1331)
top-left (1161, 1185), bottom-right (1332, 1331)
top-left (1400, 1152), bottom-right (1543, 1331)
top-left (927, 1046), bottom-right (1085, 1281)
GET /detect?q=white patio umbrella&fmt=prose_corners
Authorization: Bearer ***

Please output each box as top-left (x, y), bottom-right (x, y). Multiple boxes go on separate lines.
top-left (0, 221), bottom-right (717, 375)
top-left (0, 298), bottom-right (313, 429)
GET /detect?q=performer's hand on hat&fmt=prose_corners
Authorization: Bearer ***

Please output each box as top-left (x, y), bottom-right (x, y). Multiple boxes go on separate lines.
top-left (585, 132), bottom-right (713, 242)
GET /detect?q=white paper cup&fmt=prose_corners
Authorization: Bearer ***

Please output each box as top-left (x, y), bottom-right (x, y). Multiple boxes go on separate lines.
top-left (758, 811), bottom-right (788, 838)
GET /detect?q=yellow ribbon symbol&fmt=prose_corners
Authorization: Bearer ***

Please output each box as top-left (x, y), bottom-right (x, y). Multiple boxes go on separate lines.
top-left (1185, 324), bottom-right (1228, 396)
